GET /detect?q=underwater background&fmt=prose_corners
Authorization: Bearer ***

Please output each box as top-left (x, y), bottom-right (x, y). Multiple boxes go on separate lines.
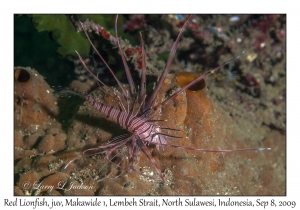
top-left (14, 14), bottom-right (285, 195)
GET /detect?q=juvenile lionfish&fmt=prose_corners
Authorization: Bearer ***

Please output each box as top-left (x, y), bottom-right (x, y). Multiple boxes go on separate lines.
top-left (64, 15), bottom-right (271, 181)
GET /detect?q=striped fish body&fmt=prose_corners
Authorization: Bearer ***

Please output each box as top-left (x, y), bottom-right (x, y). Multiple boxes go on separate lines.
top-left (85, 95), bottom-right (167, 147)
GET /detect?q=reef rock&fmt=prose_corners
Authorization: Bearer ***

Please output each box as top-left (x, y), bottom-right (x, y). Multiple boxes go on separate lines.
top-left (13, 68), bottom-right (284, 195)
top-left (59, 72), bottom-right (284, 195)
top-left (14, 67), bottom-right (59, 129)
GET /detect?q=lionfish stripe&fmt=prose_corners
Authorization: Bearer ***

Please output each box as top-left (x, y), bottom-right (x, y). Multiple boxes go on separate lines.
top-left (85, 93), bottom-right (153, 136)
top-left (101, 105), bottom-right (106, 113)
top-left (125, 113), bottom-right (133, 130)
top-left (107, 106), bottom-right (114, 118)
top-left (104, 106), bottom-right (110, 115)
top-left (120, 112), bottom-right (128, 128)
top-left (130, 118), bottom-right (142, 128)
top-left (139, 124), bottom-right (152, 135)
top-left (130, 119), bottom-right (147, 131)
top-left (86, 97), bottom-right (154, 139)
top-left (127, 116), bottom-right (138, 128)
top-left (115, 110), bottom-right (121, 124)
top-left (111, 108), bottom-right (120, 121)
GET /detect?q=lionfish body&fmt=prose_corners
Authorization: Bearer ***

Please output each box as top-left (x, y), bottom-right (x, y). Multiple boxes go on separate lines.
top-left (85, 94), bottom-right (167, 146)
top-left (65, 15), bottom-right (270, 181)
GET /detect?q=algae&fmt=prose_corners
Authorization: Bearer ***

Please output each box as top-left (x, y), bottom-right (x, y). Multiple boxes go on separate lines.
top-left (32, 15), bottom-right (90, 57)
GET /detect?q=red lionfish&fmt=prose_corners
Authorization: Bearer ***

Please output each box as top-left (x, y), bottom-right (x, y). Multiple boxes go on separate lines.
top-left (64, 15), bottom-right (271, 181)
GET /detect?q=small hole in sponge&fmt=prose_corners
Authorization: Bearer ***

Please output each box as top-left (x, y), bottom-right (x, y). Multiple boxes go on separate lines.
top-left (15, 68), bottom-right (31, 83)
top-left (176, 72), bottom-right (206, 91)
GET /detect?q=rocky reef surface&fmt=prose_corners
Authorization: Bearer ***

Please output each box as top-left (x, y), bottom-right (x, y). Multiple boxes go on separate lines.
top-left (14, 68), bottom-right (284, 195)
top-left (14, 14), bottom-right (285, 196)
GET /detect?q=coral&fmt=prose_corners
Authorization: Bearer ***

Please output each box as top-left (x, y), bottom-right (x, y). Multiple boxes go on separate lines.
top-left (38, 133), bottom-right (67, 153)
top-left (17, 170), bottom-right (53, 195)
top-left (31, 15), bottom-right (90, 57)
top-left (14, 66), bottom-right (69, 195)
top-left (14, 67), bottom-right (59, 129)
top-left (14, 186), bottom-right (24, 196)
top-left (148, 14), bottom-right (286, 133)
top-left (40, 172), bottom-right (68, 193)
top-left (34, 155), bottom-right (57, 170)
top-left (76, 15), bottom-right (121, 35)
top-left (123, 15), bottom-right (147, 32)
top-left (50, 73), bottom-right (284, 195)
top-left (13, 71), bottom-right (284, 195)
top-left (14, 14), bottom-right (285, 196)
top-left (74, 15), bottom-right (182, 76)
